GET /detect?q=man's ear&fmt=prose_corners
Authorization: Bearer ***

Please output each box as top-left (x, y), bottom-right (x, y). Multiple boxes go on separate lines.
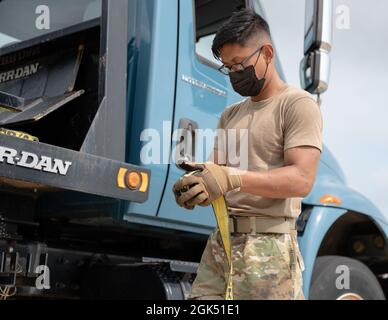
top-left (262, 45), bottom-right (274, 64)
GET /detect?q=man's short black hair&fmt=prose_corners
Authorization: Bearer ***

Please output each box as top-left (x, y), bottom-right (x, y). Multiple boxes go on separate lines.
top-left (212, 9), bottom-right (271, 60)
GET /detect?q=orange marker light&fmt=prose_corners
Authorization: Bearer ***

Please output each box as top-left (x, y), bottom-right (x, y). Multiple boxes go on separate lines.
top-left (319, 194), bottom-right (342, 205)
top-left (117, 168), bottom-right (128, 189)
top-left (139, 172), bottom-right (149, 193)
top-left (127, 171), bottom-right (142, 190)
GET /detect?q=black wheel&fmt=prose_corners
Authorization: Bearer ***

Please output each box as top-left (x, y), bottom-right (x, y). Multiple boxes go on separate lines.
top-left (309, 256), bottom-right (385, 300)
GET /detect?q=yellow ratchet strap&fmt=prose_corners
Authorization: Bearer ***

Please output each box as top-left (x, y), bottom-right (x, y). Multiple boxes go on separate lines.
top-left (211, 196), bottom-right (233, 300)
top-left (0, 127), bottom-right (39, 142)
top-left (180, 168), bottom-right (234, 300)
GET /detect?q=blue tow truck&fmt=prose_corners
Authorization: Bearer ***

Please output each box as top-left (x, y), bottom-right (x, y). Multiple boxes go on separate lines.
top-left (0, 0), bottom-right (387, 300)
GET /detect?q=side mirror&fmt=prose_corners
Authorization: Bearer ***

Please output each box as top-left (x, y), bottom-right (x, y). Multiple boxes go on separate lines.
top-left (300, 0), bottom-right (333, 94)
top-left (300, 49), bottom-right (331, 95)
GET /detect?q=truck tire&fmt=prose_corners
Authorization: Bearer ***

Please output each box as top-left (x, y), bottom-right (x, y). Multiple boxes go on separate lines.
top-left (309, 256), bottom-right (385, 300)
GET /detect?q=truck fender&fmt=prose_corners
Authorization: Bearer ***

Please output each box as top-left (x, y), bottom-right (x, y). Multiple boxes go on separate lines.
top-left (305, 179), bottom-right (388, 229)
top-left (299, 203), bottom-right (388, 298)
top-left (298, 206), bottom-right (347, 298)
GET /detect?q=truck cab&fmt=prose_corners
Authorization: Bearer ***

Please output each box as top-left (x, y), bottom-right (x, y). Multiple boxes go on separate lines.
top-left (0, 0), bottom-right (387, 300)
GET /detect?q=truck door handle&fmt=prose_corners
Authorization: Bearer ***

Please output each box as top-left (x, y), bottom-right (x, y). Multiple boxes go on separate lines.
top-left (175, 118), bottom-right (198, 167)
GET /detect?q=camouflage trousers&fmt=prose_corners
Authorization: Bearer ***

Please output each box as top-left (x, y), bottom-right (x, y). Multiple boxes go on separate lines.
top-left (188, 228), bottom-right (305, 300)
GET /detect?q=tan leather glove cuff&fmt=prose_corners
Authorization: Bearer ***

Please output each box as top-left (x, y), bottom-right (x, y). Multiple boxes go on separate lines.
top-left (203, 162), bottom-right (242, 195)
top-left (224, 166), bottom-right (243, 191)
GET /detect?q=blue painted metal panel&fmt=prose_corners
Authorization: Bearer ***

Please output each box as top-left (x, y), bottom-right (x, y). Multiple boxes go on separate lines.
top-left (124, 0), bottom-right (179, 218)
top-left (298, 206), bottom-right (347, 298)
top-left (304, 154), bottom-right (388, 227)
top-left (157, 0), bottom-right (245, 229)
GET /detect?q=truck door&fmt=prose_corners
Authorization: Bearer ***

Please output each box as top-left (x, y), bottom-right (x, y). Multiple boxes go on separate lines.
top-left (158, 0), bottom-right (247, 232)
top-left (123, 0), bottom-right (179, 221)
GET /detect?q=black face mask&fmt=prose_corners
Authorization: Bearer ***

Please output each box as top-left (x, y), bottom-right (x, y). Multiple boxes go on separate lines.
top-left (229, 63), bottom-right (269, 97)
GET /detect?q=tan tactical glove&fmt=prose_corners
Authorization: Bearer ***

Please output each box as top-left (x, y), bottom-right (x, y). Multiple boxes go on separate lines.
top-left (172, 162), bottom-right (242, 210)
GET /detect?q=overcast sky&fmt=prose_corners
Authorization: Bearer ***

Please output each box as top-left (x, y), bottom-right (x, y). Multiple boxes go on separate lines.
top-left (261, 0), bottom-right (388, 218)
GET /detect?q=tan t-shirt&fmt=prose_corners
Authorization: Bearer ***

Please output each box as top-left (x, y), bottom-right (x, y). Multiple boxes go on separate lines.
top-left (210, 85), bottom-right (323, 219)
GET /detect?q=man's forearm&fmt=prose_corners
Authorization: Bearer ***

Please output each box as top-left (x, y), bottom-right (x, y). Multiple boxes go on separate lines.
top-left (239, 165), bottom-right (312, 199)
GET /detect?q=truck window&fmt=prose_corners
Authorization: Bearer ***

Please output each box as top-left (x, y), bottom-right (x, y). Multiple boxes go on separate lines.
top-left (194, 0), bottom-right (246, 68)
top-left (0, 0), bottom-right (101, 48)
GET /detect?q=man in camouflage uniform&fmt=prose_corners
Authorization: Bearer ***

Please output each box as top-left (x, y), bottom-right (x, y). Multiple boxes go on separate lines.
top-left (173, 9), bottom-right (322, 300)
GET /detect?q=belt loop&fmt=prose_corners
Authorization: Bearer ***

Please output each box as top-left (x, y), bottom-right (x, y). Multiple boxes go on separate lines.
top-left (229, 216), bottom-right (236, 234)
top-left (249, 217), bottom-right (256, 235)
